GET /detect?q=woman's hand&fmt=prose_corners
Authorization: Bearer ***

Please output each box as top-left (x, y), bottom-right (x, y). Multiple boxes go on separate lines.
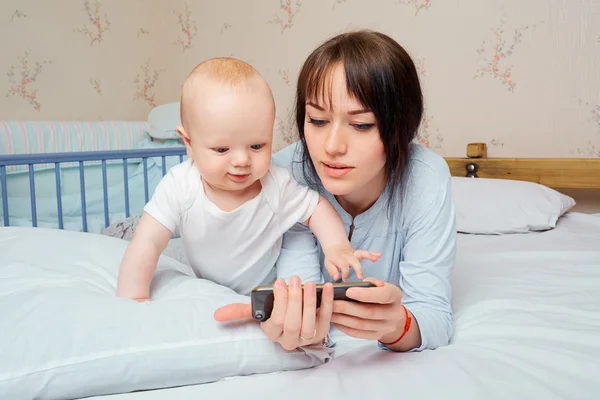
top-left (214, 276), bottom-right (334, 351)
top-left (331, 277), bottom-right (421, 351)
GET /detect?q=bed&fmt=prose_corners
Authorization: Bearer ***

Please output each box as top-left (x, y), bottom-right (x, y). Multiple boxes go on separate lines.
top-left (1, 142), bottom-right (600, 400)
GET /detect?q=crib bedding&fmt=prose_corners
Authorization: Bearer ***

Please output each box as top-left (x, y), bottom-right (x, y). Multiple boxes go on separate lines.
top-left (1, 121), bottom-right (185, 232)
top-left (1, 143), bottom-right (184, 233)
top-left (1, 212), bottom-right (599, 399)
top-left (91, 212), bottom-right (600, 400)
top-left (1, 161), bottom-right (160, 232)
top-left (0, 120), bottom-right (150, 174)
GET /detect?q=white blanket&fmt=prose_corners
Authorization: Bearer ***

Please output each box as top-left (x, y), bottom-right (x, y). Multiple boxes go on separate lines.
top-left (1, 212), bottom-right (599, 400)
top-left (94, 213), bottom-right (600, 400)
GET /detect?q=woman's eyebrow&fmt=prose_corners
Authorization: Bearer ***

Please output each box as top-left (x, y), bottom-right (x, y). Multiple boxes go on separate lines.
top-left (347, 109), bottom-right (371, 115)
top-left (306, 102), bottom-right (325, 111)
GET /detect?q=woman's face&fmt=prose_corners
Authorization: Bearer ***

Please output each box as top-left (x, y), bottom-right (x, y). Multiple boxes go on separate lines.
top-left (304, 64), bottom-right (387, 201)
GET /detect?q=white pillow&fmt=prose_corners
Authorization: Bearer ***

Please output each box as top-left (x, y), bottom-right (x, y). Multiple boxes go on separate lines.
top-left (452, 177), bottom-right (576, 234)
top-left (147, 101), bottom-right (181, 140)
top-left (0, 227), bottom-right (332, 399)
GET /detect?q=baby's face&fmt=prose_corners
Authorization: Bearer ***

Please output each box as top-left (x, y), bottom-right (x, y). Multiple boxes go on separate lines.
top-left (184, 82), bottom-right (275, 193)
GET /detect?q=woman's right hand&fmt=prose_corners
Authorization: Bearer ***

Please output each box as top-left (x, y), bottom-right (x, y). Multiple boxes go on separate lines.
top-left (214, 276), bottom-right (334, 350)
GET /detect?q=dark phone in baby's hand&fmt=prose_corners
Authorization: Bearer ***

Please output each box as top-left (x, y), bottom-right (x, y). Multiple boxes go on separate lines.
top-left (250, 281), bottom-right (376, 322)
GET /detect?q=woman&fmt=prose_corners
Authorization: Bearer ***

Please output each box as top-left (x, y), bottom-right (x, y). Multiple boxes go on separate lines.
top-left (214, 30), bottom-right (456, 353)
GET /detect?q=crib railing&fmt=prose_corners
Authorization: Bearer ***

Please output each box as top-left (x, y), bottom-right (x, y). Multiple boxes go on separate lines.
top-left (0, 148), bottom-right (187, 232)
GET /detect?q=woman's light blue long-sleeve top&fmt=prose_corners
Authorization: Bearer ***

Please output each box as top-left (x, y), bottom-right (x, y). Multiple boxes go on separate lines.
top-left (272, 142), bottom-right (456, 351)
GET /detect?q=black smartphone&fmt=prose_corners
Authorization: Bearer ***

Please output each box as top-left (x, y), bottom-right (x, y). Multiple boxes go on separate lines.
top-left (250, 281), bottom-right (376, 322)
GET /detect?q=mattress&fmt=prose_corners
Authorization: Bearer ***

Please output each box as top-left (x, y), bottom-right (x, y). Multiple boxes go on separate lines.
top-left (86, 212), bottom-right (600, 400)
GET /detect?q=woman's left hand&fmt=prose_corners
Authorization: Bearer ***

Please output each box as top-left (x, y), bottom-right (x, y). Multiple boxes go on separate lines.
top-left (331, 277), bottom-right (417, 348)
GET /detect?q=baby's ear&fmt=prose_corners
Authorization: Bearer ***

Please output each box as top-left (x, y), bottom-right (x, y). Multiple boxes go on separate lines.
top-left (176, 125), bottom-right (192, 147)
top-left (176, 126), bottom-right (194, 160)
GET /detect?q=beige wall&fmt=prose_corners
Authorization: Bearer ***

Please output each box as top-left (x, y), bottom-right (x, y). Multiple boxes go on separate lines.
top-left (0, 0), bottom-right (163, 121)
top-left (1, 0), bottom-right (599, 160)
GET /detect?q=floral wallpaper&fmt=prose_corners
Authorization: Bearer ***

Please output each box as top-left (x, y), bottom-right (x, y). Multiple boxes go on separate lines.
top-left (0, 0), bottom-right (163, 121)
top-left (1, 0), bottom-right (599, 159)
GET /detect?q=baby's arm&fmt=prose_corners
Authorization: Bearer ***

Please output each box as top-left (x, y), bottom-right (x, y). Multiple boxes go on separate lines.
top-left (302, 196), bottom-right (381, 281)
top-left (115, 212), bottom-right (172, 301)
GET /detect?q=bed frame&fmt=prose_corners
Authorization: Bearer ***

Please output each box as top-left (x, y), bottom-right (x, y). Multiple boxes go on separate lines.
top-left (444, 143), bottom-right (600, 189)
top-left (0, 148), bottom-right (187, 231)
top-left (1, 142), bottom-right (598, 232)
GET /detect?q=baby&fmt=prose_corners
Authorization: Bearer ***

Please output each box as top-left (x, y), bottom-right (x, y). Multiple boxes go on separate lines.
top-left (116, 57), bottom-right (380, 301)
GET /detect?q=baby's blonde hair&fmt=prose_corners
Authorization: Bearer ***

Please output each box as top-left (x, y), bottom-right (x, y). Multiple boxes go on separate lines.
top-left (180, 57), bottom-right (271, 128)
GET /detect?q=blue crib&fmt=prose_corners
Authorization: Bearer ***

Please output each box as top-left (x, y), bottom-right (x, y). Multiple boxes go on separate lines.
top-left (0, 148), bottom-right (187, 232)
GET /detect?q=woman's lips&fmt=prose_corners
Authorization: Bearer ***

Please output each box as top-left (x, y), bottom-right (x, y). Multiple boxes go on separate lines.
top-left (322, 161), bottom-right (353, 178)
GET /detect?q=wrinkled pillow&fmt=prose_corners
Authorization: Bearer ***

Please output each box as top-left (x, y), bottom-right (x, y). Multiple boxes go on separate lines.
top-left (452, 177), bottom-right (576, 234)
top-left (0, 227), bottom-right (332, 400)
top-left (102, 216), bottom-right (189, 266)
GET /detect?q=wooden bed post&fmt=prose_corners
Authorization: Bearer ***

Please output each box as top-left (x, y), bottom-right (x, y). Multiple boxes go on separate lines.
top-left (466, 143), bottom-right (487, 159)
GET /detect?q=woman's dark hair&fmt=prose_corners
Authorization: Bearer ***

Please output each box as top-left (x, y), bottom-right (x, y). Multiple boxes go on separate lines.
top-left (294, 30), bottom-right (424, 209)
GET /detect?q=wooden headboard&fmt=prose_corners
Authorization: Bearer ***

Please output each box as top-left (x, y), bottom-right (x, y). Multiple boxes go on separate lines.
top-left (444, 143), bottom-right (600, 189)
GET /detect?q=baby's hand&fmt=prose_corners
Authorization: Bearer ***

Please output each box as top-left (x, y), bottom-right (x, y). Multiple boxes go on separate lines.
top-left (322, 246), bottom-right (382, 281)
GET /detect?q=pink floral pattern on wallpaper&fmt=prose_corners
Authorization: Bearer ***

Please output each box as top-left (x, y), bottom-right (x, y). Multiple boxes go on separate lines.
top-left (276, 116), bottom-right (297, 150)
top-left (133, 60), bottom-right (164, 108)
top-left (415, 115), bottom-right (443, 151)
top-left (415, 58), bottom-right (427, 77)
top-left (574, 142), bottom-right (600, 158)
top-left (269, 0), bottom-right (302, 33)
top-left (397, 0), bottom-right (431, 16)
top-left (585, 142), bottom-right (599, 157)
top-left (90, 79), bottom-right (102, 95)
top-left (173, 2), bottom-right (198, 53)
top-left (475, 17), bottom-right (537, 93)
top-left (280, 69), bottom-right (292, 87)
top-left (573, 100), bottom-right (600, 157)
top-left (6, 51), bottom-right (50, 112)
top-left (75, 0), bottom-right (110, 46)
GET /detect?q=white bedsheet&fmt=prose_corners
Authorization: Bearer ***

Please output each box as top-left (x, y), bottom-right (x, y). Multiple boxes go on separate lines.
top-left (90, 212), bottom-right (600, 400)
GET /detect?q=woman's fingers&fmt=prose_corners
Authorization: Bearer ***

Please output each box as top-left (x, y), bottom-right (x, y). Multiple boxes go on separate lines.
top-left (345, 279), bottom-right (398, 304)
top-left (363, 276), bottom-right (386, 286)
top-left (300, 281), bottom-right (318, 340)
top-left (261, 278), bottom-right (288, 341)
top-left (281, 276), bottom-right (304, 347)
top-left (213, 303), bottom-right (252, 322)
top-left (228, 277), bottom-right (334, 350)
top-left (332, 299), bottom-right (397, 319)
top-left (332, 323), bottom-right (382, 341)
top-left (331, 309), bottom-right (396, 332)
top-left (315, 282), bottom-right (334, 338)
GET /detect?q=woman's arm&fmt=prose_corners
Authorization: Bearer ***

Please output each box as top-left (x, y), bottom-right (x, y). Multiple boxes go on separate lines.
top-left (392, 175), bottom-right (456, 351)
top-left (330, 175), bottom-right (456, 352)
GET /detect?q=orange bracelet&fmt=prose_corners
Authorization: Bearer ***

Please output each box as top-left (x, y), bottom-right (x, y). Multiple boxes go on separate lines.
top-left (378, 305), bottom-right (412, 346)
